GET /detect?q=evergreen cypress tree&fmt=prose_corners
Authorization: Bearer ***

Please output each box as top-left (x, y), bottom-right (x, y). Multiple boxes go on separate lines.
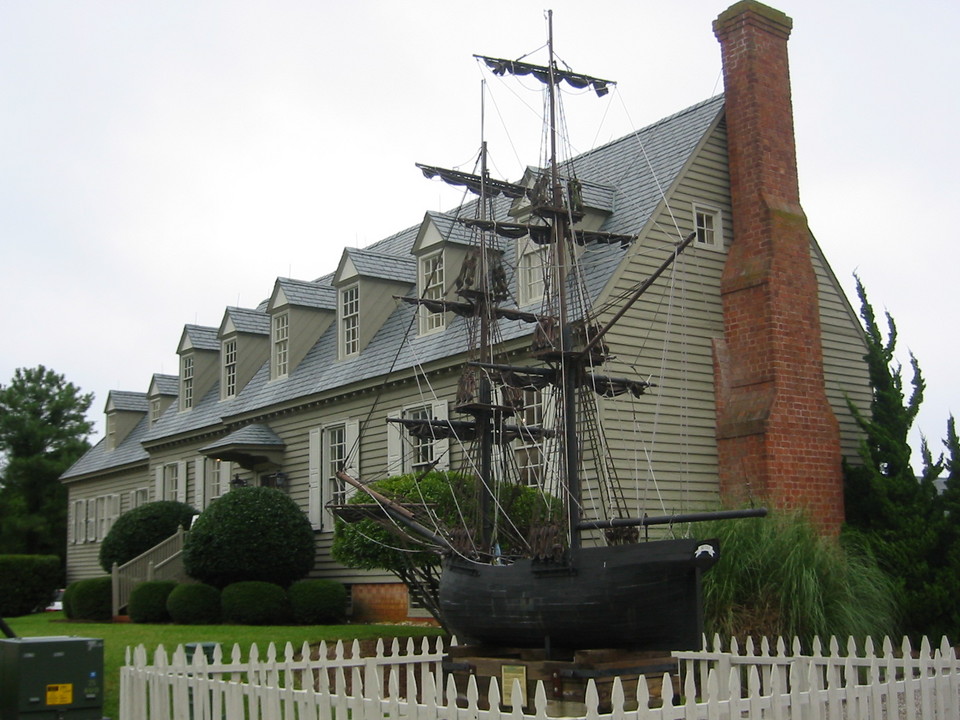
top-left (843, 278), bottom-right (955, 640)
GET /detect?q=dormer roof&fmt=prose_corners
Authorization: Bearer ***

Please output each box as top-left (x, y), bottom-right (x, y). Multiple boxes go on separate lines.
top-left (270, 277), bottom-right (337, 311)
top-left (105, 390), bottom-right (148, 413)
top-left (220, 306), bottom-right (270, 337)
top-left (335, 248), bottom-right (417, 285)
top-left (413, 212), bottom-right (477, 254)
top-left (149, 373), bottom-right (179, 397)
top-left (178, 324), bottom-right (220, 353)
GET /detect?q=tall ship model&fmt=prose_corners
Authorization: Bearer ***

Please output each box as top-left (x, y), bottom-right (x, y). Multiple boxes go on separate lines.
top-left (335, 11), bottom-right (764, 652)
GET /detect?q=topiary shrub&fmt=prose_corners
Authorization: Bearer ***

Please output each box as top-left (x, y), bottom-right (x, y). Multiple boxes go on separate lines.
top-left (167, 583), bottom-right (221, 625)
top-left (70, 577), bottom-right (113, 621)
top-left (128, 580), bottom-right (177, 623)
top-left (288, 579), bottom-right (347, 625)
top-left (99, 501), bottom-right (196, 573)
top-left (183, 487), bottom-right (315, 589)
top-left (0, 555), bottom-right (61, 616)
top-left (221, 581), bottom-right (291, 625)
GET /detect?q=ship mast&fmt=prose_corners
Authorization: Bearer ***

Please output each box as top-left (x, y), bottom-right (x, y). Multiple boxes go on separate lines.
top-left (543, 10), bottom-right (583, 550)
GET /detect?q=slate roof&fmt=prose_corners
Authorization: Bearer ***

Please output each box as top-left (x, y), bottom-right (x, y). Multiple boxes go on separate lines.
top-left (71, 94), bottom-right (725, 463)
top-left (200, 423), bottom-right (284, 453)
top-left (343, 248), bottom-right (417, 283)
top-left (61, 415), bottom-right (151, 480)
top-left (151, 374), bottom-right (179, 396)
top-left (276, 277), bottom-right (337, 310)
top-left (224, 306), bottom-right (270, 335)
top-left (107, 390), bottom-right (148, 413)
top-left (182, 324), bottom-right (220, 351)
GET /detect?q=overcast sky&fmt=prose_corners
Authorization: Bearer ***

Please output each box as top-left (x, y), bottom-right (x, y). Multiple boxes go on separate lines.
top-left (2, 1), bottom-right (957, 467)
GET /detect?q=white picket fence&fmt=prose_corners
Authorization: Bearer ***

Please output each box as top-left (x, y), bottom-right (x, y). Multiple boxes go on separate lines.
top-left (120, 634), bottom-right (960, 720)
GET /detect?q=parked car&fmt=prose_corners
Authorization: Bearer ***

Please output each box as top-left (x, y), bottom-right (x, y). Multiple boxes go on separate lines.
top-left (45, 589), bottom-right (65, 612)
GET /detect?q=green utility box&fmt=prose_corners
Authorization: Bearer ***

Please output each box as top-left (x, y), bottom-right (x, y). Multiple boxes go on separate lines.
top-left (0, 637), bottom-right (104, 720)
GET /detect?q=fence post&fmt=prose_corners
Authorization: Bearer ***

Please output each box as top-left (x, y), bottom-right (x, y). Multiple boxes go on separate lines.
top-left (111, 562), bottom-right (119, 617)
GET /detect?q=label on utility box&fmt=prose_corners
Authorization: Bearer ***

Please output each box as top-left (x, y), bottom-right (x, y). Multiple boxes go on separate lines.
top-left (45, 683), bottom-right (73, 705)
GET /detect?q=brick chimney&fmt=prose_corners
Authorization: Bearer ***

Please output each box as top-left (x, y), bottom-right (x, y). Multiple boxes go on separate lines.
top-left (712, 1), bottom-right (844, 533)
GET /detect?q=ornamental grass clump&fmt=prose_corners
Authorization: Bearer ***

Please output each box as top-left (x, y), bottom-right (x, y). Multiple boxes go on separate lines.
top-left (700, 509), bottom-right (897, 648)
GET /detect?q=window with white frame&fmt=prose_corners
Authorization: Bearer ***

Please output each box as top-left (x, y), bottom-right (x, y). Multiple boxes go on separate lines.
top-left (72, 500), bottom-right (87, 544)
top-left (518, 239), bottom-right (548, 306)
top-left (222, 338), bottom-right (237, 398)
top-left (207, 459), bottom-right (225, 502)
top-left (132, 487), bottom-right (150, 508)
top-left (419, 252), bottom-right (445, 334)
top-left (693, 205), bottom-right (722, 248)
top-left (150, 398), bottom-right (162, 425)
top-left (515, 389), bottom-right (546, 487)
top-left (325, 424), bottom-right (348, 507)
top-left (272, 313), bottom-right (289, 378)
top-left (162, 463), bottom-right (180, 502)
top-left (181, 354), bottom-right (194, 410)
top-left (340, 285), bottom-right (359, 357)
top-left (309, 420), bottom-right (359, 530)
top-left (405, 405), bottom-right (435, 473)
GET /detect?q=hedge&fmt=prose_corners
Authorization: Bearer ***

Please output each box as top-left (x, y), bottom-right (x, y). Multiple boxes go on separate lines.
top-left (129, 580), bottom-right (177, 623)
top-left (221, 582), bottom-right (291, 625)
top-left (166, 583), bottom-right (221, 625)
top-left (0, 555), bottom-right (61, 617)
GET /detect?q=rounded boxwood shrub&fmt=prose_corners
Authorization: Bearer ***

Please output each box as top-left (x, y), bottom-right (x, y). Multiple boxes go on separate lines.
top-left (288, 579), bottom-right (347, 625)
top-left (128, 580), bottom-right (177, 623)
top-left (167, 583), bottom-right (221, 625)
top-left (99, 501), bottom-right (196, 573)
top-left (221, 581), bottom-right (291, 625)
top-left (0, 554), bottom-right (61, 616)
top-left (71, 577), bottom-right (113, 621)
top-left (183, 487), bottom-right (315, 589)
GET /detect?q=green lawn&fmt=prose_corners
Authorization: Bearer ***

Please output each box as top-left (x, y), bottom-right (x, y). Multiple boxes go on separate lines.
top-left (6, 612), bottom-right (444, 720)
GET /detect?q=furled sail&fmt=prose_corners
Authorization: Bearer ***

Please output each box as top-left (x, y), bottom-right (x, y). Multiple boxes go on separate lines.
top-left (415, 164), bottom-right (528, 199)
top-left (475, 54), bottom-right (614, 97)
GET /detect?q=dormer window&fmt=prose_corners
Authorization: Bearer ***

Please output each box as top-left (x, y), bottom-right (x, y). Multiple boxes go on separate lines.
top-left (518, 239), bottom-right (548, 306)
top-left (272, 313), bottom-right (289, 378)
top-left (340, 284), bottom-right (359, 357)
top-left (419, 251), bottom-right (445, 334)
top-left (222, 339), bottom-right (237, 398)
top-left (181, 355), bottom-right (194, 410)
top-left (150, 398), bottom-right (162, 425)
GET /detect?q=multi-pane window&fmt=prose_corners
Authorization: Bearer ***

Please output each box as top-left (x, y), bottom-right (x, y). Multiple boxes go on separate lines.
top-left (272, 313), bottom-right (289, 377)
top-left (694, 206), bottom-right (721, 248)
top-left (405, 405), bottom-right (434, 472)
top-left (340, 285), bottom-right (359, 357)
top-left (222, 339), bottom-right (237, 398)
top-left (518, 241), bottom-right (548, 306)
top-left (325, 424), bottom-right (347, 506)
top-left (163, 463), bottom-right (180, 502)
top-left (133, 487), bottom-right (150, 508)
top-left (208, 459), bottom-right (224, 502)
top-left (419, 252), bottom-right (445, 334)
top-left (181, 355), bottom-right (194, 410)
top-left (515, 389), bottom-right (546, 486)
top-left (150, 398), bottom-right (162, 425)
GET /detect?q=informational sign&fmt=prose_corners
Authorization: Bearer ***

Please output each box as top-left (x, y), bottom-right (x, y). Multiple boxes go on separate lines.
top-left (501, 664), bottom-right (527, 708)
top-left (45, 683), bottom-right (73, 705)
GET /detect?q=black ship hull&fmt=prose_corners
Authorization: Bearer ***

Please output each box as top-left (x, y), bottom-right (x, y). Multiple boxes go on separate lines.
top-left (438, 538), bottom-right (718, 651)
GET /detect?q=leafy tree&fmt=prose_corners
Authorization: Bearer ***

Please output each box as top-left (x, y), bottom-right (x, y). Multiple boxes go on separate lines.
top-left (332, 471), bottom-right (560, 622)
top-left (842, 278), bottom-right (953, 639)
top-left (0, 366), bottom-right (93, 561)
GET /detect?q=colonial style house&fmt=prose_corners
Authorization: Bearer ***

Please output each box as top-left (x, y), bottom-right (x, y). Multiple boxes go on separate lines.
top-left (61, 1), bottom-right (871, 622)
